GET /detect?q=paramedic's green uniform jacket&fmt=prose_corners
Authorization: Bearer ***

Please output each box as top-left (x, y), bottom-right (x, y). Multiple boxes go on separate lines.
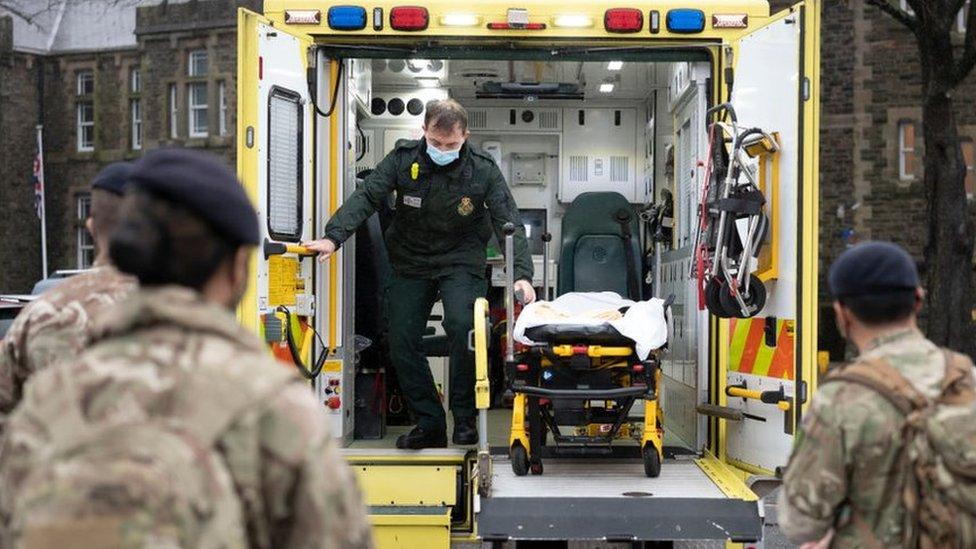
top-left (323, 139), bottom-right (532, 429)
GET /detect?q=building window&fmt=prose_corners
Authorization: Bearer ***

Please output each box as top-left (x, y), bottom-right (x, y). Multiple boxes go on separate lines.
top-left (76, 194), bottom-right (94, 268)
top-left (188, 50), bottom-right (208, 77)
top-left (169, 84), bottom-right (178, 139)
top-left (959, 0), bottom-right (971, 33)
top-left (963, 140), bottom-right (975, 200)
top-left (131, 99), bottom-right (142, 150)
top-left (219, 81), bottom-right (228, 137)
top-left (899, 121), bottom-right (917, 181)
top-left (76, 69), bottom-right (94, 152)
top-left (76, 70), bottom-right (94, 95)
top-left (187, 50), bottom-right (209, 138)
top-left (130, 67), bottom-right (141, 93)
top-left (188, 82), bottom-right (209, 137)
top-left (77, 102), bottom-right (94, 152)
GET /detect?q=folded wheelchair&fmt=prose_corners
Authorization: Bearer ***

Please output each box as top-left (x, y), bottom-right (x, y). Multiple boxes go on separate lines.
top-left (499, 192), bottom-right (670, 478)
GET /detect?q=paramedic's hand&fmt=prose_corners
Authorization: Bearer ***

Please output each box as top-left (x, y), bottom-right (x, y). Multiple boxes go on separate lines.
top-left (514, 280), bottom-right (536, 304)
top-left (303, 238), bottom-right (337, 263)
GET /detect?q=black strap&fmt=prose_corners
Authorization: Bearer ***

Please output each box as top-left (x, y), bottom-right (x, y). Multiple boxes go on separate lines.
top-left (615, 208), bottom-right (640, 300)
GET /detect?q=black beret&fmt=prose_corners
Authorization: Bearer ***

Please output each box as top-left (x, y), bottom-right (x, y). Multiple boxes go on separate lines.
top-left (91, 162), bottom-right (133, 195)
top-left (129, 149), bottom-right (259, 246)
top-left (828, 241), bottom-right (919, 298)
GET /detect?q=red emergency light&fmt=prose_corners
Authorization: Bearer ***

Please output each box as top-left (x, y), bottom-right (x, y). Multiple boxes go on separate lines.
top-left (390, 6), bottom-right (429, 31)
top-left (604, 8), bottom-right (643, 33)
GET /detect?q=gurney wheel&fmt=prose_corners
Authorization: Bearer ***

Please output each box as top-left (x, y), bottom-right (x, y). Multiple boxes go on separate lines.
top-left (704, 278), bottom-right (731, 317)
top-left (530, 460), bottom-right (544, 475)
top-left (642, 445), bottom-right (662, 478)
top-left (719, 274), bottom-right (767, 318)
top-left (511, 444), bottom-right (530, 476)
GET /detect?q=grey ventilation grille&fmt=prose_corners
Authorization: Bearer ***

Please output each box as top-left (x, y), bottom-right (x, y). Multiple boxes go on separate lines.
top-left (469, 109), bottom-right (488, 129)
top-left (539, 110), bottom-right (559, 129)
top-left (610, 156), bottom-right (629, 182)
top-left (569, 155), bottom-right (588, 182)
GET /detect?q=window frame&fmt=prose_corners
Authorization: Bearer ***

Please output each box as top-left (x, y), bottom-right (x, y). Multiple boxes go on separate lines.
top-left (76, 70), bottom-right (94, 96)
top-left (188, 50), bottom-right (208, 77)
top-left (131, 98), bottom-right (142, 150)
top-left (219, 81), bottom-right (228, 137)
top-left (188, 81), bottom-right (209, 138)
top-left (77, 101), bottom-right (94, 152)
top-left (76, 193), bottom-right (94, 268)
top-left (265, 86), bottom-right (305, 242)
top-left (898, 121), bottom-right (917, 182)
top-left (130, 67), bottom-right (141, 93)
top-left (169, 84), bottom-right (179, 139)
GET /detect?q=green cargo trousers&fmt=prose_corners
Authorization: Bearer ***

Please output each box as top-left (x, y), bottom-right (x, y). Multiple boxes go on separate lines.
top-left (387, 271), bottom-right (487, 432)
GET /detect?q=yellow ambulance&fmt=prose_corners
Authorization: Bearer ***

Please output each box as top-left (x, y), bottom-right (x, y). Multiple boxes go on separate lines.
top-left (237, 0), bottom-right (821, 545)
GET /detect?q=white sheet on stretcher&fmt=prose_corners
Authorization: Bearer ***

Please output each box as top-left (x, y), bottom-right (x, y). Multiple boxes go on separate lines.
top-left (513, 292), bottom-right (668, 360)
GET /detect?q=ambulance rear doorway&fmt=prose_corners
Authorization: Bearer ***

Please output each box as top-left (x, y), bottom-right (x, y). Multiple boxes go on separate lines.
top-left (341, 50), bottom-right (712, 453)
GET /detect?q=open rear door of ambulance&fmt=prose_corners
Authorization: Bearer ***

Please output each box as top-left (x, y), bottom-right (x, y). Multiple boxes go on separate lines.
top-left (236, 10), bottom-right (319, 388)
top-left (715, 0), bottom-right (820, 477)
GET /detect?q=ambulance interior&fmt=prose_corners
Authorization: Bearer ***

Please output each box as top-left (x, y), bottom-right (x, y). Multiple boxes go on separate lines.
top-left (347, 55), bottom-right (713, 454)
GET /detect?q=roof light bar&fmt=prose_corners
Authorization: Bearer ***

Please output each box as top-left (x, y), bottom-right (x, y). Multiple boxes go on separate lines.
top-left (667, 9), bottom-right (705, 33)
top-left (604, 8), bottom-right (643, 33)
top-left (440, 13), bottom-right (481, 27)
top-left (607, 60), bottom-right (623, 70)
top-left (599, 82), bottom-right (615, 93)
top-left (327, 6), bottom-right (367, 30)
top-left (649, 10), bottom-right (660, 33)
top-left (390, 6), bottom-right (429, 31)
top-left (553, 14), bottom-right (594, 28)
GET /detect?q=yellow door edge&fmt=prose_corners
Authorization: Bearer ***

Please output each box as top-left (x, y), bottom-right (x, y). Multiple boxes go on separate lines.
top-left (696, 453), bottom-right (758, 501)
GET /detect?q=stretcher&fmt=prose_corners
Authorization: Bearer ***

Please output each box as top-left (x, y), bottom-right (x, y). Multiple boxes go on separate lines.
top-left (497, 224), bottom-right (671, 478)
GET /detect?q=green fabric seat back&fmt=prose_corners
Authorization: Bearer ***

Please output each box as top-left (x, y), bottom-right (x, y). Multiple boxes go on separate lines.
top-left (558, 192), bottom-right (642, 300)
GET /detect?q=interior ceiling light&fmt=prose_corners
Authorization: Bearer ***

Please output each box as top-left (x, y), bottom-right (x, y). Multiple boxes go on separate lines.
top-left (553, 14), bottom-right (594, 28)
top-left (599, 82), bottom-right (615, 93)
top-left (416, 76), bottom-right (441, 88)
top-left (441, 13), bottom-right (480, 27)
top-left (607, 60), bottom-right (624, 71)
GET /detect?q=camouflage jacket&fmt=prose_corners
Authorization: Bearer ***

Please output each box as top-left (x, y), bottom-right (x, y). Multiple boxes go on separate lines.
top-left (0, 264), bottom-right (135, 431)
top-left (779, 329), bottom-right (959, 547)
top-left (0, 286), bottom-right (373, 549)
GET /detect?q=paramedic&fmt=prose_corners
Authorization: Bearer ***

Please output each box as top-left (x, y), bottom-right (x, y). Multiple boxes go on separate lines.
top-left (779, 241), bottom-right (974, 547)
top-left (0, 162), bottom-right (136, 434)
top-left (304, 98), bottom-right (535, 449)
top-left (0, 150), bottom-right (373, 549)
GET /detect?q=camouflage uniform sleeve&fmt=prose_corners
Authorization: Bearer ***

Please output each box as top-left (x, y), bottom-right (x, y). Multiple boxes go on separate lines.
top-left (484, 162), bottom-right (534, 282)
top-left (779, 387), bottom-right (848, 544)
top-left (0, 310), bottom-right (32, 432)
top-left (258, 382), bottom-right (373, 549)
top-left (324, 151), bottom-right (398, 246)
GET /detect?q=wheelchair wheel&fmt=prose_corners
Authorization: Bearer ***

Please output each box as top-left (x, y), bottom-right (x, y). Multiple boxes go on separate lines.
top-left (642, 444), bottom-right (662, 478)
top-left (511, 443), bottom-right (530, 476)
top-left (719, 274), bottom-right (767, 318)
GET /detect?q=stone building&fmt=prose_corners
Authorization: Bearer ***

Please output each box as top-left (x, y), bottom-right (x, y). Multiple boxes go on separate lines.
top-left (0, 0), bottom-right (256, 293)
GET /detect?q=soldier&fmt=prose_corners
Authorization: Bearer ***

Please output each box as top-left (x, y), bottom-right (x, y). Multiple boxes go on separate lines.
top-left (779, 241), bottom-right (974, 547)
top-left (0, 163), bottom-right (136, 432)
top-left (303, 98), bottom-right (535, 449)
top-left (0, 150), bottom-right (373, 549)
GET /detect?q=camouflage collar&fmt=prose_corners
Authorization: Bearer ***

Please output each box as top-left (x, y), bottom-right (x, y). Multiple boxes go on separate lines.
top-left (864, 327), bottom-right (924, 352)
top-left (93, 286), bottom-right (263, 352)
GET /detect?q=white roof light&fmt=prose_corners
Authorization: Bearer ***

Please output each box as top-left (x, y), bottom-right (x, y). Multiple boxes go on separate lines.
top-left (599, 82), bottom-right (615, 93)
top-left (440, 13), bottom-right (480, 27)
top-left (553, 14), bottom-right (594, 28)
top-left (416, 77), bottom-right (441, 88)
top-left (607, 61), bottom-right (624, 71)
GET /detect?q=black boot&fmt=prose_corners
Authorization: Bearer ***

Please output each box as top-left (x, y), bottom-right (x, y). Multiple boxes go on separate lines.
top-left (452, 417), bottom-right (478, 445)
top-left (396, 425), bottom-right (448, 450)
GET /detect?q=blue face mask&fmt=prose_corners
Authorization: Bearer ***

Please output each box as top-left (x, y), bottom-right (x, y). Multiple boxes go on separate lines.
top-left (427, 142), bottom-right (461, 166)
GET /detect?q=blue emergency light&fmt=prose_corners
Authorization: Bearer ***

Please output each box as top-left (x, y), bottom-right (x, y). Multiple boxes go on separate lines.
top-left (327, 6), bottom-right (367, 30)
top-left (666, 9), bottom-right (705, 33)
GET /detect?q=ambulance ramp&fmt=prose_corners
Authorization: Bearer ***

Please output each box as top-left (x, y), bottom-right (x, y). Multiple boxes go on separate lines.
top-left (479, 456), bottom-right (762, 543)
